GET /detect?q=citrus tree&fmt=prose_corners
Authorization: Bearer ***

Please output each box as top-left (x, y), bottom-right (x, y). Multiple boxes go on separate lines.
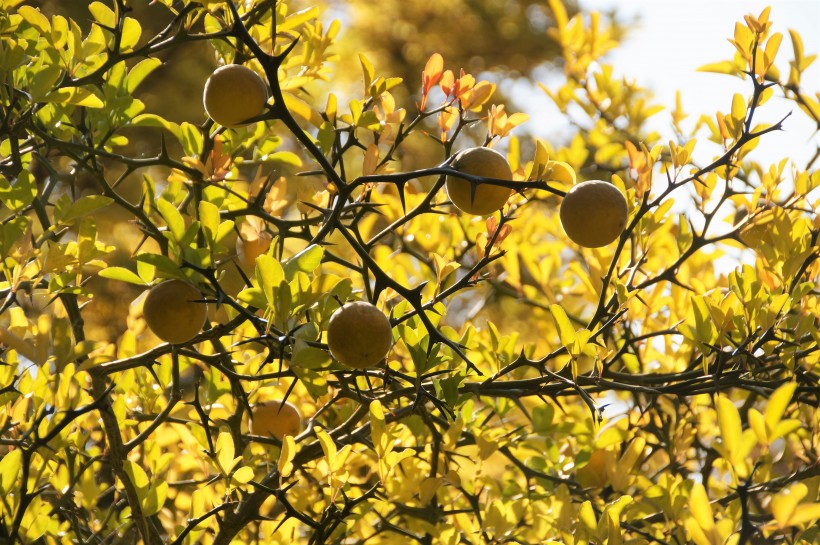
top-left (1, 1), bottom-right (819, 544)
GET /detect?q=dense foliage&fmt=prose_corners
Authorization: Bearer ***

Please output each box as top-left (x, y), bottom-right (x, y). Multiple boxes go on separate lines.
top-left (0, 1), bottom-right (818, 544)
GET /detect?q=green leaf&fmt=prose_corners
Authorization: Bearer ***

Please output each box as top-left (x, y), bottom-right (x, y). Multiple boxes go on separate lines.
top-left (356, 110), bottom-right (381, 131)
top-left (765, 381), bottom-right (796, 430)
top-left (283, 92), bottom-right (323, 127)
top-left (127, 58), bottom-right (162, 93)
top-left (359, 53), bottom-right (374, 94)
top-left (578, 500), bottom-right (597, 535)
top-left (317, 121), bottom-right (335, 154)
top-left (688, 482), bottom-right (714, 532)
top-left (120, 17), bottom-right (141, 52)
top-left (278, 436), bottom-right (296, 477)
top-left (256, 254), bottom-right (284, 306)
top-left (0, 448), bottom-right (21, 495)
top-left (142, 481), bottom-right (167, 516)
top-left (716, 394), bottom-right (742, 464)
top-left (60, 195), bottom-right (113, 223)
top-left (0, 38), bottom-right (28, 71)
top-left (198, 200), bottom-right (220, 246)
top-left (237, 287), bottom-right (267, 309)
top-left (290, 365), bottom-right (328, 399)
top-left (28, 65), bottom-right (63, 103)
top-left (279, 6), bottom-right (319, 33)
top-left (179, 122), bottom-right (203, 157)
top-left (765, 32), bottom-right (783, 65)
top-left (123, 460), bottom-right (149, 492)
top-left (45, 87), bottom-right (104, 108)
top-left (316, 427), bottom-right (337, 461)
top-left (98, 267), bottom-right (147, 285)
top-left (88, 1), bottom-right (115, 28)
top-left (550, 304), bottom-right (575, 347)
top-left (130, 114), bottom-right (181, 139)
top-left (730, 93), bottom-right (746, 123)
top-left (267, 151), bottom-right (303, 166)
top-left (290, 343), bottom-right (331, 369)
top-left (697, 60), bottom-right (738, 75)
top-left (18, 6), bottom-right (50, 34)
top-left (134, 253), bottom-right (182, 278)
top-left (284, 244), bottom-right (324, 279)
top-left (51, 15), bottom-right (69, 49)
top-left (0, 170), bottom-right (36, 211)
top-left (571, 328), bottom-right (592, 357)
top-left (215, 432), bottom-right (235, 474)
top-left (771, 483), bottom-right (809, 527)
top-left (156, 199), bottom-right (186, 243)
top-left (369, 399), bottom-right (389, 458)
top-left (231, 466), bottom-right (254, 485)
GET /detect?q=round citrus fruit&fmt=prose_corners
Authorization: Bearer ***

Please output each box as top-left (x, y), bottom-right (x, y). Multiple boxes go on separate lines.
top-left (559, 180), bottom-right (628, 248)
top-left (445, 147), bottom-right (513, 215)
top-left (326, 301), bottom-right (393, 369)
top-left (250, 400), bottom-right (302, 440)
top-left (203, 64), bottom-right (269, 128)
top-left (142, 279), bottom-right (208, 344)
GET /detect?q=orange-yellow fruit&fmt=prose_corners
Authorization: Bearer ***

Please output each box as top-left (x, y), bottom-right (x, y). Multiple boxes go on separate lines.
top-left (203, 64), bottom-right (268, 128)
top-left (326, 301), bottom-right (393, 369)
top-left (559, 180), bottom-right (628, 248)
top-left (142, 279), bottom-right (208, 344)
top-left (445, 147), bottom-right (513, 215)
top-left (250, 400), bottom-right (302, 440)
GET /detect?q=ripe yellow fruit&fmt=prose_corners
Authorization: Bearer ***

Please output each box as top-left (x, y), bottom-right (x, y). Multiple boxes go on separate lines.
top-left (445, 147), bottom-right (513, 215)
top-left (559, 180), bottom-right (628, 248)
top-left (142, 279), bottom-right (208, 344)
top-left (250, 400), bottom-right (302, 440)
top-left (203, 64), bottom-right (269, 128)
top-left (326, 301), bottom-right (393, 369)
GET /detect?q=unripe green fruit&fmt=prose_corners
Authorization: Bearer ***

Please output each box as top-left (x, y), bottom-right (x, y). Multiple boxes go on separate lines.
top-left (326, 302), bottom-right (393, 369)
top-left (203, 64), bottom-right (269, 128)
top-left (559, 180), bottom-right (628, 248)
top-left (445, 147), bottom-right (513, 215)
top-left (142, 279), bottom-right (208, 344)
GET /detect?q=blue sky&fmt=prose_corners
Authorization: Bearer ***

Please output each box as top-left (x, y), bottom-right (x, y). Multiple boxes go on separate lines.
top-left (578, 0), bottom-right (820, 168)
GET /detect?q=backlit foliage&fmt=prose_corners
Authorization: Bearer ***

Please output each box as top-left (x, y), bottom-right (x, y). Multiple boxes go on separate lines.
top-left (0, 1), bottom-right (818, 544)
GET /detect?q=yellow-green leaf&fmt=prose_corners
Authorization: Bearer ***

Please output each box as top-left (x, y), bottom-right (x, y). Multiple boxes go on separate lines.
top-left (142, 481), bottom-right (167, 516)
top-left (255, 254), bottom-right (284, 306)
top-left (316, 427), bottom-right (337, 462)
top-left (18, 6), bottom-right (50, 34)
top-left (550, 304), bottom-right (575, 347)
top-left (0, 448), bottom-right (21, 495)
top-left (232, 466), bottom-right (254, 485)
top-left (689, 482), bottom-right (714, 532)
top-left (156, 198), bottom-right (185, 243)
top-left (215, 432), bottom-right (235, 474)
top-left (765, 381), bottom-right (796, 430)
top-left (123, 460), bottom-right (149, 491)
top-left (88, 1), bottom-right (115, 28)
top-left (127, 58), bottom-right (162, 93)
top-left (98, 266), bottom-right (147, 285)
top-left (717, 394), bottom-right (742, 464)
top-left (278, 435), bottom-right (296, 477)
